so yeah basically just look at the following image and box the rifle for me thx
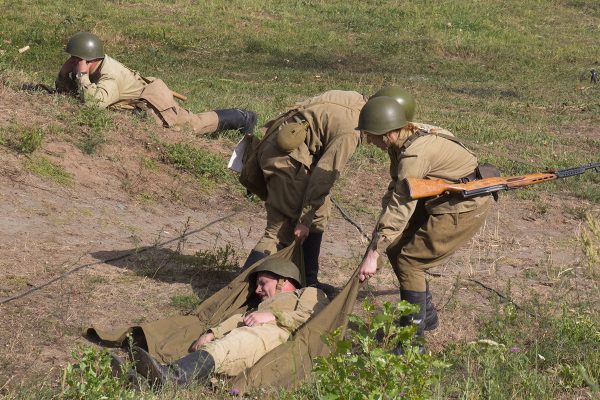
[405,162,600,200]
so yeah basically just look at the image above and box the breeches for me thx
[254,139,330,254]
[148,104,219,134]
[202,324,291,376]
[387,198,491,292]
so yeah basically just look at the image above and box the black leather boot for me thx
[302,232,323,286]
[424,283,439,331]
[215,108,257,134]
[132,346,215,386]
[393,290,427,355]
[241,249,268,271]
[303,232,336,298]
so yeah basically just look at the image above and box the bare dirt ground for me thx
[0,84,597,395]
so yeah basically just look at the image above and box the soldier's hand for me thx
[358,249,379,282]
[191,331,215,351]
[75,59,90,74]
[244,311,275,326]
[59,56,78,77]
[293,223,310,243]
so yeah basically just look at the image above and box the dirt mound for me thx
[0,84,594,390]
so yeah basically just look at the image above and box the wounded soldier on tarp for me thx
[116,258,329,386]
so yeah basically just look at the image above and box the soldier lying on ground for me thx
[356,95,495,353]
[114,258,329,386]
[238,88,415,299]
[56,32,256,135]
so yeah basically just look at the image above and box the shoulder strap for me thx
[399,128,472,154]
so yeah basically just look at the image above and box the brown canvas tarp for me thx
[86,243,361,393]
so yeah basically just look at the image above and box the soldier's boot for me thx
[424,282,439,331]
[132,346,215,387]
[240,249,268,271]
[108,352,144,387]
[393,290,427,355]
[215,108,257,134]
[303,232,336,298]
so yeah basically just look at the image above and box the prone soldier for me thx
[56,32,256,135]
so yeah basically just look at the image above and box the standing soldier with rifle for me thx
[357,95,495,352]
[55,32,257,135]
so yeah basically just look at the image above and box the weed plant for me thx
[312,299,449,400]
[61,346,141,400]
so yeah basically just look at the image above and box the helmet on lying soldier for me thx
[370,86,416,121]
[251,258,302,288]
[357,96,408,136]
[65,32,105,61]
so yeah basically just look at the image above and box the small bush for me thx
[61,346,138,400]
[313,299,449,400]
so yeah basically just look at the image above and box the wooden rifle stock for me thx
[405,162,600,200]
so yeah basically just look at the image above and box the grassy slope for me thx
[1,1,600,399]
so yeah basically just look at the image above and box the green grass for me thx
[162,142,231,182]
[24,155,73,186]
[0,123,45,154]
[438,303,600,399]
[1,1,600,398]
[170,293,201,312]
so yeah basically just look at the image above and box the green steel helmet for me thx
[251,258,302,287]
[370,86,416,121]
[357,96,408,136]
[65,32,105,61]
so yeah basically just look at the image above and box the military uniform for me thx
[373,123,492,292]
[252,90,367,256]
[55,55,219,133]
[202,287,328,376]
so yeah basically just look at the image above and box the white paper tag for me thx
[227,136,249,173]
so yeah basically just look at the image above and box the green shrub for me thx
[313,299,449,400]
[60,346,139,400]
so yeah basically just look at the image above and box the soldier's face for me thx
[365,133,387,150]
[255,272,279,300]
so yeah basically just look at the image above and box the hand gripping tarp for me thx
[86,243,361,393]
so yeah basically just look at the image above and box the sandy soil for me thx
[0,84,597,394]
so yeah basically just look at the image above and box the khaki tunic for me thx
[202,287,329,376]
[55,55,218,133]
[254,90,366,254]
[374,123,492,291]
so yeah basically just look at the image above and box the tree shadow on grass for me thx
[91,246,240,299]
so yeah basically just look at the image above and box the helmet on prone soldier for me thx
[370,86,415,121]
[65,32,105,61]
[251,258,302,288]
[357,96,408,136]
